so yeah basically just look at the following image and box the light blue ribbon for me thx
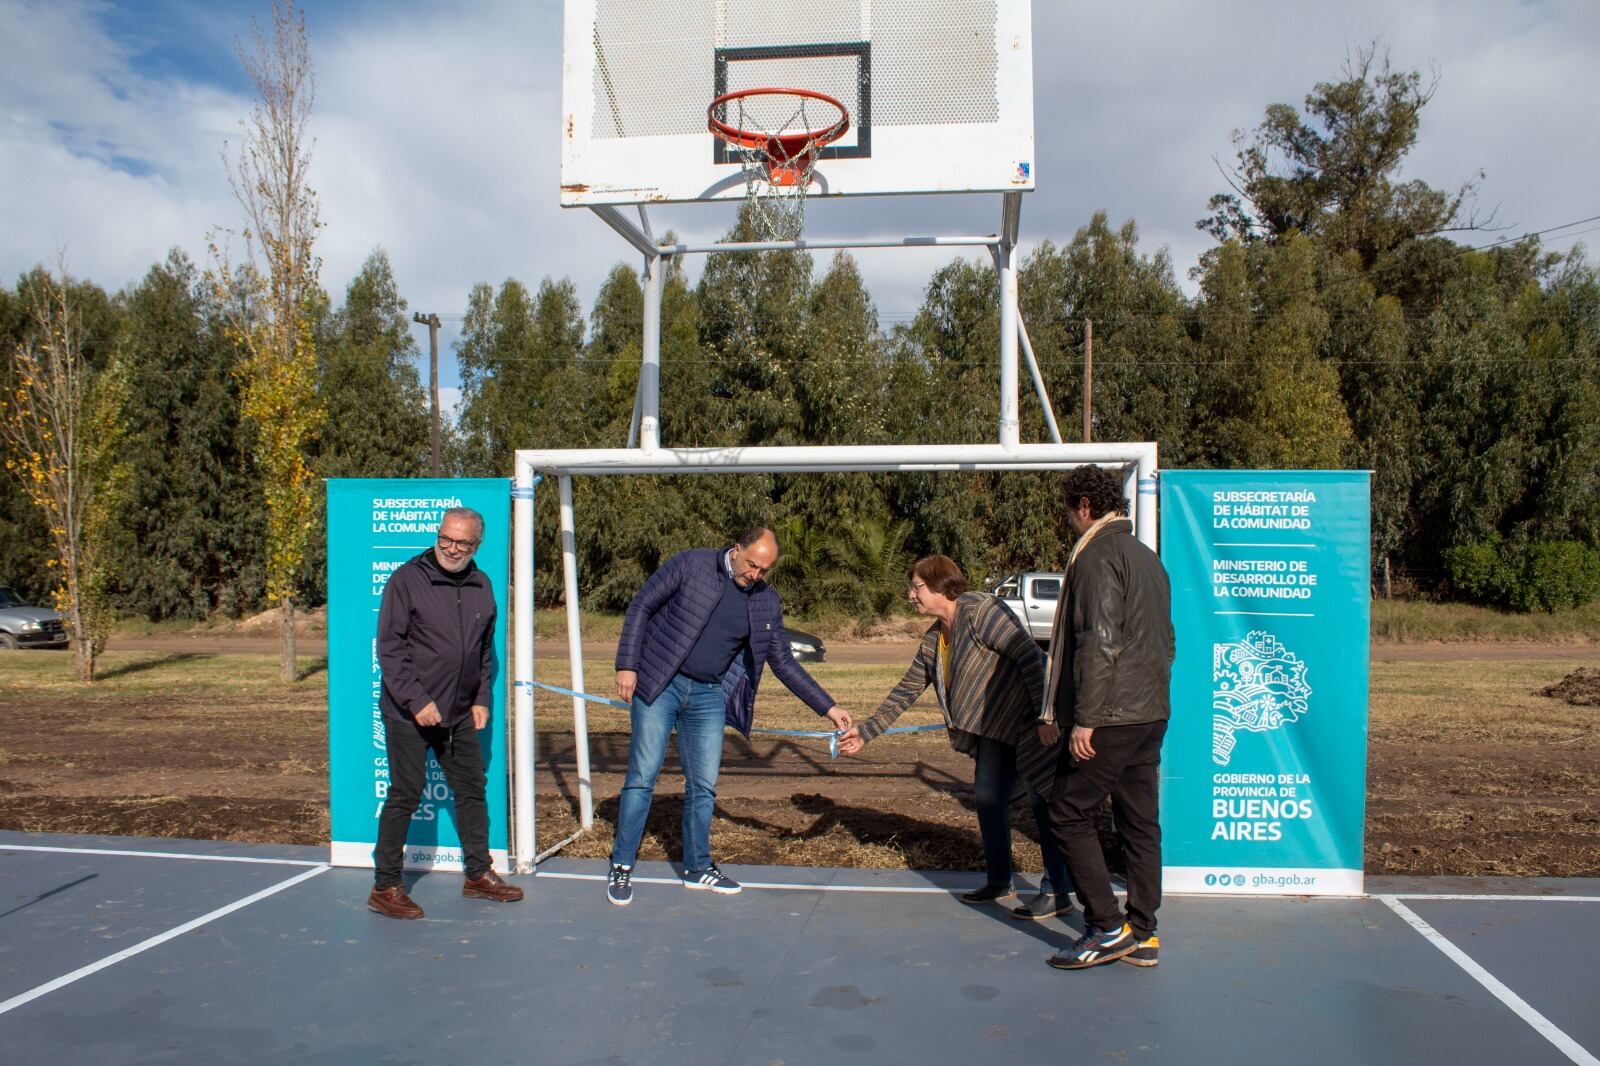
[521,679,627,709]
[517,680,943,759]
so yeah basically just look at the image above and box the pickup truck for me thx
[989,572,1064,643]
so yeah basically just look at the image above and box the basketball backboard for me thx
[561,0,1036,207]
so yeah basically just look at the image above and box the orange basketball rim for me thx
[707,87,851,187]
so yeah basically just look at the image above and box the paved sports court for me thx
[3,830,1596,1065]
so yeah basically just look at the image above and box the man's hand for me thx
[1037,721,1061,748]
[616,670,637,702]
[471,704,489,730]
[824,706,853,732]
[1069,725,1096,761]
[836,726,864,756]
[414,701,442,727]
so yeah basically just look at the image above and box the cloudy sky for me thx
[3,0,1597,411]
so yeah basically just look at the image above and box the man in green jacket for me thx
[1043,465,1174,971]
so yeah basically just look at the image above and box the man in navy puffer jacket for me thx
[606,527,851,905]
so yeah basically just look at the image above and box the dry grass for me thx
[1371,597,1600,643]
[1364,656,1599,876]
[3,648,1597,876]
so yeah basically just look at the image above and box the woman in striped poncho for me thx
[838,555,1075,920]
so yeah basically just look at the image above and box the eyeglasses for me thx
[909,580,928,592]
[437,534,481,554]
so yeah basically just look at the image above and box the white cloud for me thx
[0,0,244,285]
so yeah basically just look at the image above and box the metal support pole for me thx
[1017,314,1062,444]
[997,197,1022,449]
[639,253,664,452]
[559,475,594,828]
[988,246,1061,446]
[1134,447,1159,552]
[412,312,442,475]
[512,460,537,872]
[660,234,999,255]
[625,377,643,450]
[589,205,659,258]
[1083,319,1094,443]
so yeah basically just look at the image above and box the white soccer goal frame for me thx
[510,440,1159,871]
[508,195,1160,871]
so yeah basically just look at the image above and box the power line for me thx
[448,352,1597,368]
[1468,214,1600,253]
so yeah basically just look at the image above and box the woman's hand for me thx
[1037,721,1061,747]
[836,726,864,756]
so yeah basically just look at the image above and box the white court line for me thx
[0,864,330,1018]
[1,843,326,867]
[1390,893,1600,903]
[9,844,1598,903]
[1378,895,1599,1066]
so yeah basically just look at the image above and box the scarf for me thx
[1041,511,1126,719]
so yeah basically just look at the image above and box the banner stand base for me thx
[1164,865,1363,897]
[330,841,512,874]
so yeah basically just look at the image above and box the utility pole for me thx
[1082,318,1094,442]
[413,311,442,476]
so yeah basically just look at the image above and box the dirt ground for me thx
[2,642,1597,878]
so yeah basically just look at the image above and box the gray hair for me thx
[441,506,486,538]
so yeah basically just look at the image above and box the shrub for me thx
[1446,537,1600,613]
[1443,539,1517,605]
[1511,541,1600,613]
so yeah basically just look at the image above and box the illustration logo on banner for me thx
[1211,630,1313,765]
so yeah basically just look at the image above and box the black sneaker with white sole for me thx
[607,863,633,906]
[1048,923,1138,970]
[682,864,741,894]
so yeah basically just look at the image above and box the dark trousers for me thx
[973,736,1073,896]
[374,715,491,887]
[1047,720,1166,937]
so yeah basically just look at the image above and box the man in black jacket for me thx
[1043,465,1174,970]
[368,506,523,919]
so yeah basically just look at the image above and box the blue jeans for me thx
[974,735,1073,896]
[610,673,727,872]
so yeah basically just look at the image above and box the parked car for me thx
[0,585,69,649]
[786,628,825,663]
[988,572,1064,644]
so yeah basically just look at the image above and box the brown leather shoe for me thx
[463,869,524,902]
[368,884,424,919]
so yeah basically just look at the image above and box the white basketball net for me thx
[723,94,846,242]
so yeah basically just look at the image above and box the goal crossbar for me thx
[509,441,1158,871]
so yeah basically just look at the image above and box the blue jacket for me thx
[615,548,834,736]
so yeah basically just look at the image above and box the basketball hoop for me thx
[708,87,850,241]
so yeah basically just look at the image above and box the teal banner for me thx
[326,479,510,871]
[1159,470,1370,895]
